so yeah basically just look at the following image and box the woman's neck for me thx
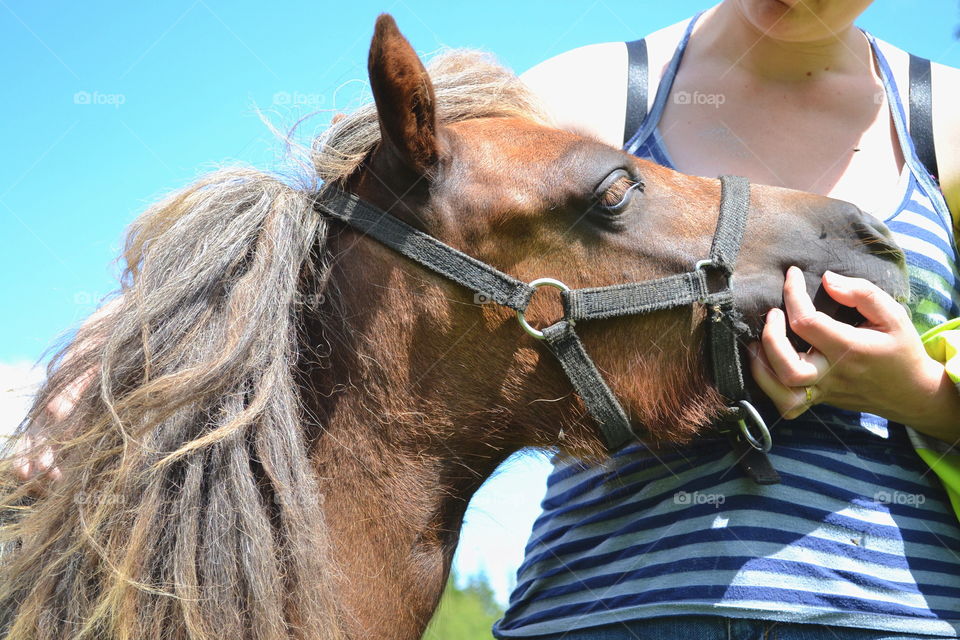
[698,1,872,81]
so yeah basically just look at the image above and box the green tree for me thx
[422,571,504,639]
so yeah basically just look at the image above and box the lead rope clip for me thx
[735,399,772,453]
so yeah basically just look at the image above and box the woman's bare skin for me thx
[8,297,121,483]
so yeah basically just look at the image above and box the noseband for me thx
[314,175,780,484]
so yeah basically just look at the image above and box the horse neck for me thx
[298,233,528,637]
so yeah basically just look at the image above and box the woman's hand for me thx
[8,365,96,484]
[10,434,60,483]
[748,266,960,440]
[6,300,118,486]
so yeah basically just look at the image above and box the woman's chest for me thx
[657,73,905,216]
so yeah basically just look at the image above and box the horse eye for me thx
[594,169,642,213]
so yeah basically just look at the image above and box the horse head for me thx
[321,14,907,458]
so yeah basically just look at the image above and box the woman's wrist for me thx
[889,355,960,442]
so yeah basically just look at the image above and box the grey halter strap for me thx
[314,175,778,484]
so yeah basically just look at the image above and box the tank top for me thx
[494,14,960,639]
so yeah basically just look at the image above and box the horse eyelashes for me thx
[599,177,641,211]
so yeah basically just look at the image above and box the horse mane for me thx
[0,50,545,640]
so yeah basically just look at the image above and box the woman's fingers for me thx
[14,460,32,482]
[12,435,32,481]
[748,343,811,419]
[821,270,910,329]
[39,446,60,481]
[10,435,60,483]
[760,307,828,387]
[749,267,921,422]
[783,266,857,359]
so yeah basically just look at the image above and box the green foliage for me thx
[422,571,504,640]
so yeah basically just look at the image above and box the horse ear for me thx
[368,14,439,175]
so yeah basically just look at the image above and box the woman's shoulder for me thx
[870,36,960,222]
[930,59,960,223]
[519,18,690,148]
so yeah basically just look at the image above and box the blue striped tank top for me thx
[494,15,960,639]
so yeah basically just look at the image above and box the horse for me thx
[0,14,906,640]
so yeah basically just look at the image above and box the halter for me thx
[314,175,780,484]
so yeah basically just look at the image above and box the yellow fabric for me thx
[921,317,960,384]
[914,318,960,521]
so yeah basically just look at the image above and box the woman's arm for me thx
[932,61,960,229]
[518,18,690,149]
[519,42,628,147]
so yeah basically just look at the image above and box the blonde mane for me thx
[0,49,546,640]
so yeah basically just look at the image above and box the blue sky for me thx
[3,0,959,605]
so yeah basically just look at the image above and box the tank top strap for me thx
[863,32,954,231]
[623,11,704,155]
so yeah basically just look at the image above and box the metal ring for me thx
[695,259,715,271]
[736,399,772,453]
[516,277,571,340]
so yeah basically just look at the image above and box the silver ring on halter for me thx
[516,277,572,340]
[694,259,715,271]
[736,399,772,452]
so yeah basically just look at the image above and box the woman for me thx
[494,1,960,638]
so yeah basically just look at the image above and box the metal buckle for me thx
[516,277,571,339]
[736,399,772,452]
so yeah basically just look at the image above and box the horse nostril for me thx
[867,215,895,241]
[852,219,904,262]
